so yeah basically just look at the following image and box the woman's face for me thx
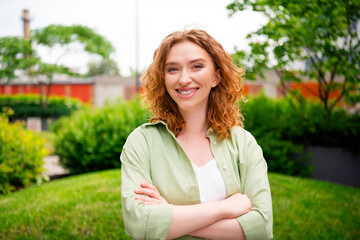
[164,41,220,114]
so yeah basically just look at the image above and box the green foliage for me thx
[32,25,114,59]
[0,37,39,81]
[87,58,120,76]
[0,94,83,118]
[241,95,310,176]
[0,170,359,239]
[0,109,48,194]
[228,0,360,115]
[241,94,360,176]
[0,24,116,107]
[52,97,148,174]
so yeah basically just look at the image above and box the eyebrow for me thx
[165,58,206,67]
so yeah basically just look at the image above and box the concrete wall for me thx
[250,70,280,98]
[304,146,360,187]
[94,76,136,106]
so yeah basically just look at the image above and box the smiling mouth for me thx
[176,88,198,95]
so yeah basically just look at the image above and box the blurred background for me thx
[0,0,359,239]
[0,0,266,76]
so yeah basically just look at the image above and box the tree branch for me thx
[329,77,348,111]
[275,70,288,97]
[306,48,328,87]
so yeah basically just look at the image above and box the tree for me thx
[0,37,38,80]
[227,0,360,115]
[0,25,115,106]
[87,58,120,76]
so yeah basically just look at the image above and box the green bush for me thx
[51,97,148,174]
[298,103,360,152]
[240,94,360,176]
[0,94,83,118]
[0,109,48,194]
[240,95,311,176]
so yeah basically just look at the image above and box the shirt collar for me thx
[142,121,217,138]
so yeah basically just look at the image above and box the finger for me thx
[135,195,151,201]
[134,188,160,199]
[136,196,162,205]
[140,182,159,192]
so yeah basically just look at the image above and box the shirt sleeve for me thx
[120,129,173,240]
[236,131,273,240]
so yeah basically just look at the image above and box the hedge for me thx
[52,94,360,177]
[0,94,83,118]
[240,94,360,176]
[51,97,149,174]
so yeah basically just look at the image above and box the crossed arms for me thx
[135,182,251,239]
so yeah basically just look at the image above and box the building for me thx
[0,75,139,106]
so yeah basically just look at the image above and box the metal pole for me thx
[135,0,140,93]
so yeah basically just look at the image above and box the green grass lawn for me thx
[0,170,359,240]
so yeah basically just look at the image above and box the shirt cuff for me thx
[237,210,268,240]
[146,204,173,239]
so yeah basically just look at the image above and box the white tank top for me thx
[191,158,227,203]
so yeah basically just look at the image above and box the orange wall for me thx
[22,85,40,94]
[291,82,340,99]
[48,85,66,96]
[0,84,93,104]
[69,84,93,103]
[0,82,341,104]
[0,85,21,94]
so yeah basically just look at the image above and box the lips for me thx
[176,88,198,95]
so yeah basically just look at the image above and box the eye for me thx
[167,67,178,72]
[193,64,203,69]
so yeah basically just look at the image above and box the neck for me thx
[179,107,208,138]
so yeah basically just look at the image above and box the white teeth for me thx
[177,89,196,95]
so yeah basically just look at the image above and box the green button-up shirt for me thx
[120,121,273,240]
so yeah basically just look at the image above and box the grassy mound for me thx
[0,170,359,239]
[0,170,128,240]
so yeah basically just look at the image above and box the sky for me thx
[0,0,267,76]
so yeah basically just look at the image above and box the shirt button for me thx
[223,164,227,170]
[213,141,217,144]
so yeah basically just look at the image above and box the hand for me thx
[134,182,168,205]
[222,193,252,218]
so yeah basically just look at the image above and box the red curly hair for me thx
[141,29,245,139]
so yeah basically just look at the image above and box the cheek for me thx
[164,76,170,89]
[164,74,178,86]
[164,76,174,95]
[198,72,217,86]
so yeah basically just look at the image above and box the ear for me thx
[211,69,221,88]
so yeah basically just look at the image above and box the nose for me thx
[178,69,192,85]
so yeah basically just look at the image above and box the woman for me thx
[120,29,273,240]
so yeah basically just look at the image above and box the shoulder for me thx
[123,121,168,149]
[228,126,263,156]
[229,126,258,146]
[228,126,265,166]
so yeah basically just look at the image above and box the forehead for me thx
[166,41,212,63]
